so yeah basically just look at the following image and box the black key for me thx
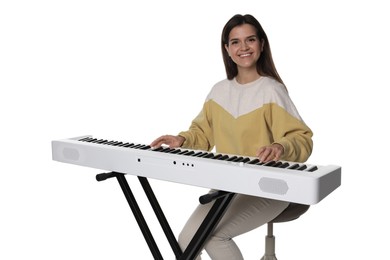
[177,150,189,154]
[152,146,164,151]
[204,153,215,158]
[168,149,181,154]
[140,145,151,150]
[160,147,173,152]
[218,155,229,160]
[79,137,93,142]
[210,154,221,159]
[197,152,209,158]
[296,164,307,171]
[263,161,276,166]
[182,151,195,156]
[226,156,238,161]
[272,161,283,167]
[279,162,290,168]
[192,152,206,157]
[232,157,244,162]
[287,163,300,169]
[241,157,251,163]
[307,166,318,172]
[248,159,260,164]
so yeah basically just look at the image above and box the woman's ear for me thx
[261,39,265,52]
[225,44,230,56]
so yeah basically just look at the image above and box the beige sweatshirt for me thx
[179,76,313,163]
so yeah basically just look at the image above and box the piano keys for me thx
[51,135,341,205]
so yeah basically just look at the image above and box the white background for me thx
[1,0,389,259]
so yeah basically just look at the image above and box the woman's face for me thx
[225,23,263,72]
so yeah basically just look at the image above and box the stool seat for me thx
[272,203,310,223]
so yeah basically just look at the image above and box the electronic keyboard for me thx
[51,135,341,205]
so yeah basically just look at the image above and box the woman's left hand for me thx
[256,143,284,162]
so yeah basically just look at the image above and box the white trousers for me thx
[178,193,289,260]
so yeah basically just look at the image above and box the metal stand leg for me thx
[260,223,278,260]
[180,192,235,260]
[138,176,182,259]
[97,172,164,260]
[97,172,235,260]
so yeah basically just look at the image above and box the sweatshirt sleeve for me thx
[178,100,215,151]
[267,103,313,163]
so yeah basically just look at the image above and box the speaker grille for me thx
[62,147,80,161]
[258,177,289,195]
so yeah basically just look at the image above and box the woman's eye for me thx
[248,37,257,43]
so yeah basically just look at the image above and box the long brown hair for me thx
[221,14,284,85]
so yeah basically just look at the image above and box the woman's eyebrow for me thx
[229,34,257,42]
[246,34,257,39]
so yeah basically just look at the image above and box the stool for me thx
[260,203,310,260]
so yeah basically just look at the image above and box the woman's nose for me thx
[240,41,249,50]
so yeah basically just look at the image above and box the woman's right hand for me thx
[150,135,185,148]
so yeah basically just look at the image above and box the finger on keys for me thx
[150,136,165,148]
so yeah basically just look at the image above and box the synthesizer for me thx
[51,135,341,205]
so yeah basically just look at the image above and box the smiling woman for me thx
[150,14,313,260]
[221,14,284,87]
